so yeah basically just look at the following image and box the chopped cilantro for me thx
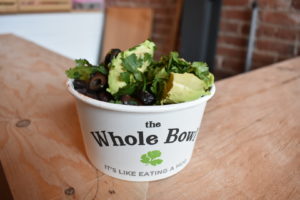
[120,72,131,83]
[143,53,152,63]
[133,71,143,82]
[121,54,142,72]
[65,59,107,81]
[75,59,93,67]
[114,84,137,97]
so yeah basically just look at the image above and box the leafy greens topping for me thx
[121,53,143,72]
[65,47,214,105]
[113,51,214,103]
[65,59,107,81]
[144,52,214,103]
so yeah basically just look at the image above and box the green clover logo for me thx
[140,150,163,166]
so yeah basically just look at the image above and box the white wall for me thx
[0,12,104,65]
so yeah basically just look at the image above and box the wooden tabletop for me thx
[0,34,299,200]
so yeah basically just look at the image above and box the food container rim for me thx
[67,79,215,113]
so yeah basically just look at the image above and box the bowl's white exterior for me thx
[67,80,215,181]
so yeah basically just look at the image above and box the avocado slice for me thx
[107,40,155,95]
[161,72,208,104]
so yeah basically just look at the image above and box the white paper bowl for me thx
[67,80,215,181]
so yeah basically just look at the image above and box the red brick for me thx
[155,49,171,59]
[160,45,175,54]
[151,0,176,5]
[217,46,247,58]
[213,67,239,80]
[252,51,276,66]
[255,39,295,55]
[276,54,297,63]
[222,9,252,21]
[222,57,245,72]
[152,35,170,46]
[153,7,175,16]
[257,25,298,41]
[154,44,171,56]
[223,0,250,7]
[275,28,298,41]
[240,23,250,35]
[152,24,172,35]
[261,11,300,26]
[256,24,276,37]
[220,20,240,33]
[259,0,291,9]
[152,33,170,40]
[251,62,266,70]
[251,52,278,69]
[292,0,300,10]
[153,16,173,25]
[218,34,248,47]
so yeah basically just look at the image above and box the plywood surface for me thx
[0,34,299,199]
[100,7,153,61]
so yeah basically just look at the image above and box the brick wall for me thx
[105,0,182,58]
[215,0,300,78]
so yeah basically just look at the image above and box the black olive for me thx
[98,91,113,102]
[104,49,121,67]
[76,88,88,95]
[73,79,87,90]
[137,90,155,105]
[85,92,99,100]
[121,95,141,105]
[89,72,107,91]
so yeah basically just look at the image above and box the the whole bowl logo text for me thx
[90,128,199,147]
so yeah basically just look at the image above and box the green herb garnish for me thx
[65,59,107,81]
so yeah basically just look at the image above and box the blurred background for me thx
[0,0,299,80]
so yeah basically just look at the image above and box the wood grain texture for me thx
[100,7,153,60]
[0,34,299,200]
[0,34,148,200]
